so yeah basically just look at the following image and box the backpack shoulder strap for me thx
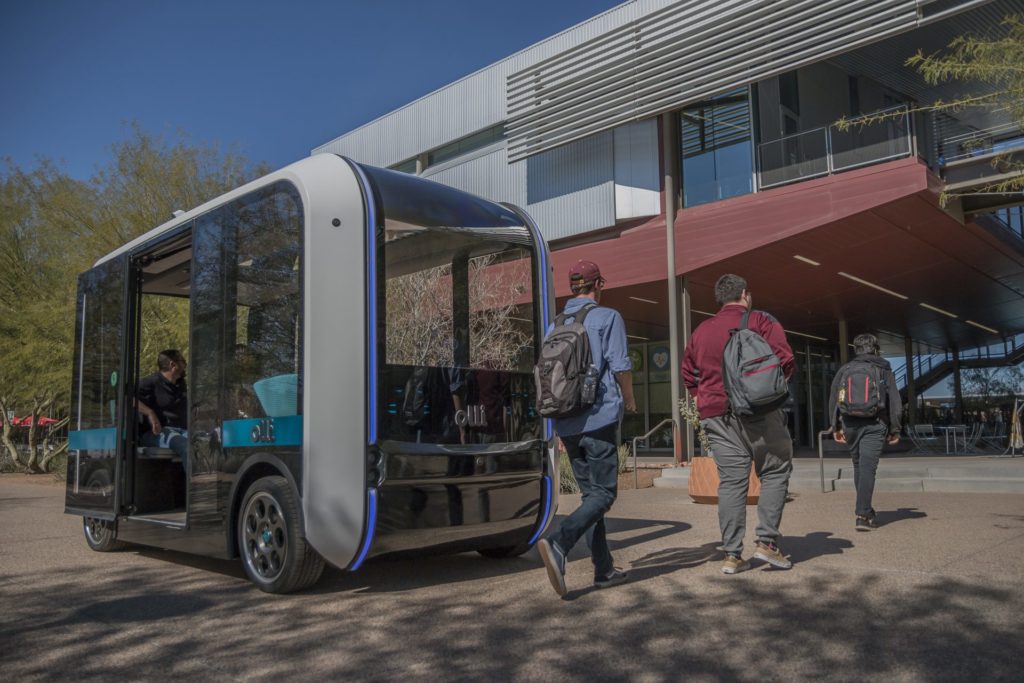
[740,309,751,331]
[575,303,597,325]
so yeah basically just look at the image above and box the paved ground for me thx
[2,476,1022,682]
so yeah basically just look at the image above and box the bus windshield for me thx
[361,165,540,446]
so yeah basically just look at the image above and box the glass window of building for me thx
[390,158,418,174]
[680,88,754,207]
[426,124,505,168]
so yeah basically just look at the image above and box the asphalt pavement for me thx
[1,475,1022,682]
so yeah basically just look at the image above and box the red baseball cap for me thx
[569,260,604,287]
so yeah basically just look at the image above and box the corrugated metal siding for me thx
[524,130,616,241]
[312,0,677,167]
[505,0,993,160]
[613,120,660,219]
[420,145,526,206]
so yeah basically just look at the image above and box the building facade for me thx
[315,0,1024,454]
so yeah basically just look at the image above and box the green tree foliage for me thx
[951,366,1024,413]
[837,14,1023,205]
[907,14,1024,202]
[0,126,267,472]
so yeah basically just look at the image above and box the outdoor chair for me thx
[908,424,942,454]
[979,422,1008,452]
[963,423,985,453]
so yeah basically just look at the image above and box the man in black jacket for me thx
[137,349,188,463]
[829,334,902,531]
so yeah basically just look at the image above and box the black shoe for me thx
[594,568,628,589]
[537,539,567,596]
[855,515,877,531]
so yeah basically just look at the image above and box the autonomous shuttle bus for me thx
[65,154,557,593]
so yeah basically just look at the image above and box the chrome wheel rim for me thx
[84,517,109,545]
[242,492,287,583]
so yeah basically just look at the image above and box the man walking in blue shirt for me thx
[537,260,636,596]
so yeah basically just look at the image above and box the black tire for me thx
[478,544,532,559]
[83,516,126,552]
[82,469,125,552]
[237,475,324,594]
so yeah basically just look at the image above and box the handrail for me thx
[631,418,675,490]
[817,429,832,494]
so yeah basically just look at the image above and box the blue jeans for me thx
[140,427,188,466]
[549,422,618,579]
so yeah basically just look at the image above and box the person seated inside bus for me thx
[136,349,188,463]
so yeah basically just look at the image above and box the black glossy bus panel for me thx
[369,439,546,557]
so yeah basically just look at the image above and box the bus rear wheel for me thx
[238,476,324,594]
[83,516,125,552]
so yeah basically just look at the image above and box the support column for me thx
[681,276,694,463]
[661,112,684,464]
[805,342,815,448]
[838,319,849,365]
[904,335,917,428]
[952,347,963,423]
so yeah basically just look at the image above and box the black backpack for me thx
[534,304,599,419]
[721,310,789,416]
[836,360,886,418]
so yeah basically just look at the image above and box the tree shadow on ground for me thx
[4,559,1021,682]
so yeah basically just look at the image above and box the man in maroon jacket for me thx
[682,274,796,574]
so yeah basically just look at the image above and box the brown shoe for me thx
[753,541,792,569]
[721,554,750,575]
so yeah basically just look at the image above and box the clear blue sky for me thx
[1,0,623,179]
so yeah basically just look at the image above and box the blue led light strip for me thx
[349,162,378,445]
[524,217,554,441]
[527,475,553,546]
[350,488,378,571]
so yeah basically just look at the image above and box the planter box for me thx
[687,456,761,505]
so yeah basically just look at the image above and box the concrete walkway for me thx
[654,454,1024,493]
[1,477,1022,681]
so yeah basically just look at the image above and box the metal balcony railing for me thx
[757,105,912,190]
[938,122,1024,165]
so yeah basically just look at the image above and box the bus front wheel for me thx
[238,476,324,594]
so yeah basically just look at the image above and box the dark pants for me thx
[548,422,618,579]
[843,419,887,517]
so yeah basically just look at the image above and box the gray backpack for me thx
[534,304,598,418]
[722,310,789,416]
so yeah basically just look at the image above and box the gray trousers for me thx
[701,410,793,555]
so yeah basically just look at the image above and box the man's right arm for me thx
[136,379,161,435]
[827,368,843,432]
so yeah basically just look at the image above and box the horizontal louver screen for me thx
[506,0,983,161]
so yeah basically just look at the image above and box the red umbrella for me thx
[10,416,60,427]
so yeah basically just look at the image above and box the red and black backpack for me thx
[837,360,886,418]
